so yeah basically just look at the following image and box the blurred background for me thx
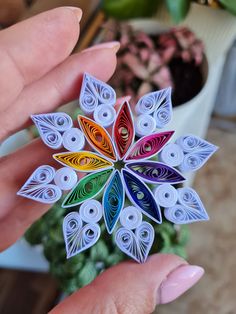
[0,1,236,313]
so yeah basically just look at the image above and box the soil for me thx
[169,57,204,107]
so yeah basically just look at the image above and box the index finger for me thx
[0,7,81,108]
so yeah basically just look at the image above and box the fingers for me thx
[0,7,81,108]
[50,254,204,314]
[0,43,119,141]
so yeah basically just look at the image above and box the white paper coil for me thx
[160,143,184,167]
[179,153,202,172]
[62,128,85,152]
[54,167,77,190]
[135,114,156,137]
[176,135,200,153]
[79,199,103,223]
[93,104,116,127]
[119,206,143,230]
[153,107,171,128]
[154,184,178,207]
[164,204,188,224]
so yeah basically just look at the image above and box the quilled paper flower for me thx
[17,72,218,263]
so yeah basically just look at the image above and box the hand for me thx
[0,7,204,313]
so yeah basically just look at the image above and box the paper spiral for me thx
[160,143,184,167]
[119,206,143,230]
[93,104,116,127]
[62,128,85,152]
[154,184,178,207]
[54,167,77,190]
[135,114,156,137]
[79,199,103,223]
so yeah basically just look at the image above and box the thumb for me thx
[50,254,204,314]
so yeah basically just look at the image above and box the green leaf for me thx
[24,219,46,245]
[102,0,160,20]
[90,240,109,261]
[77,261,98,287]
[219,0,236,14]
[165,0,191,23]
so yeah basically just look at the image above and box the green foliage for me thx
[102,0,160,20]
[219,0,236,14]
[25,198,189,294]
[165,0,191,23]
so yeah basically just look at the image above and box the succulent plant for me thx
[102,21,204,105]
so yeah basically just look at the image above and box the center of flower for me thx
[114,159,125,171]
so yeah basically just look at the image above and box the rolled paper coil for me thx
[119,206,143,230]
[154,184,178,207]
[17,165,62,204]
[62,128,85,152]
[159,143,184,167]
[153,107,171,128]
[93,104,116,127]
[176,134,202,153]
[54,167,78,190]
[79,199,103,223]
[134,114,156,137]
[179,153,202,172]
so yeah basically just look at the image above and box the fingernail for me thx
[158,265,204,304]
[83,41,120,53]
[65,7,83,23]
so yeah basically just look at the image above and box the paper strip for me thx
[126,161,185,184]
[103,170,124,234]
[122,169,162,224]
[63,212,100,258]
[164,187,209,224]
[53,151,113,172]
[93,104,116,127]
[17,165,62,204]
[160,143,184,167]
[176,134,218,172]
[79,199,103,223]
[154,184,178,207]
[125,131,174,161]
[62,169,113,208]
[78,115,117,161]
[115,222,154,263]
[62,128,85,152]
[135,114,156,137]
[119,206,143,230]
[79,73,116,114]
[31,113,73,149]
[54,167,77,190]
[113,101,135,159]
[135,88,172,128]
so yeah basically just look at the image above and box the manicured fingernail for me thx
[158,265,204,304]
[65,7,83,22]
[83,41,120,53]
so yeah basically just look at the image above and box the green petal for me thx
[62,169,113,208]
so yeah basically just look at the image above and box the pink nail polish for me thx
[158,265,204,304]
[83,41,120,53]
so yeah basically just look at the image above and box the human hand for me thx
[0,7,204,313]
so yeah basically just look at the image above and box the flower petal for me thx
[113,101,135,159]
[135,88,172,128]
[103,170,124,234]
[79,72,116,114]
[53,151,113,172]
[126,161,185,184]
[62,169,113,208]
[78,115,117,161]
[125,131,174,161]
[122,169,162,224]
[164,187,209,224]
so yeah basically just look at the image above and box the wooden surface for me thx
[0,269,59,314]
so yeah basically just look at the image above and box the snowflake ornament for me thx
[17,73,218,263]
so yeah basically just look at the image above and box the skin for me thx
[0,7,203,313]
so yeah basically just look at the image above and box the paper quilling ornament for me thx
[17,73,218,263]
